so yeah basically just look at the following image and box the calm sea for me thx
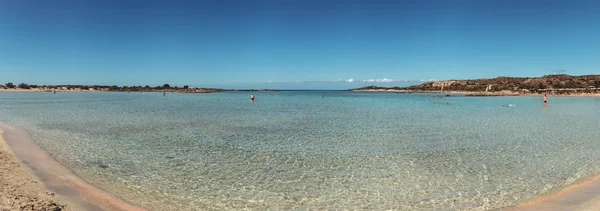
[0,91,599,210]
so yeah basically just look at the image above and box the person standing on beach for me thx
[543,93,547,106]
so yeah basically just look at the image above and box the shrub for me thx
[18,83,29,89]
[5,82,15,88]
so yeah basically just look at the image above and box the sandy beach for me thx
[0,123,146,211]
[507,171,600,211]
[2,119,600,210]
[0,128,69,210]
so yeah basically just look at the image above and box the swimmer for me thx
[543,93,547,107]
[250,93,255,101]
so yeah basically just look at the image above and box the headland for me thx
[352,74,600,96]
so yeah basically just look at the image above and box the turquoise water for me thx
[0,91,599,210]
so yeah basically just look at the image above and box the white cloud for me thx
[362,78,394,83]
[345,78,354,83]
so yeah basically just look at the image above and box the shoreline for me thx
[506,171,600,211]
[352,89,600,97]
[0,89,213,93]
[0,128,69,210]
[3,88,599,97]
[0,123,146,211]
[3,120,600,210]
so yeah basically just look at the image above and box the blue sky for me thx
[1,0,599,89]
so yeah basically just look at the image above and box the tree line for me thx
[2,82,205,92]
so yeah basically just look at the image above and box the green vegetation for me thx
[18,83,29,89]
[5,82,15,88]
[1,82,224,93]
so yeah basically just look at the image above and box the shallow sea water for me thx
[0,91,599,210]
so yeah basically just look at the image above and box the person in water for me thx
[543,93,547,106]
[250,93,255,101]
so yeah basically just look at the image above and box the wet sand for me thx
[506,172,600,211]
[0,128,68,210]
[0,123,146,211]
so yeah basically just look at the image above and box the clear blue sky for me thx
[1,0,599,89]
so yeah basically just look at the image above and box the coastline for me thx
[0,89,219,94]
[0,128,69,210]
[0,123,146,211]
[3,88,599,97]
[2,119,600,210]
[506,171,600,211]
[352,89,600,97]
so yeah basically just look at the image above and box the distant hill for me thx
[353,74,600,93]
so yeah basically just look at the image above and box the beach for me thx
[4,122,600,211]
[0,123,145,211]
[508,172,600,210]
[1,91,600,210]
[0,128,68,210]
[3,0,600,209]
